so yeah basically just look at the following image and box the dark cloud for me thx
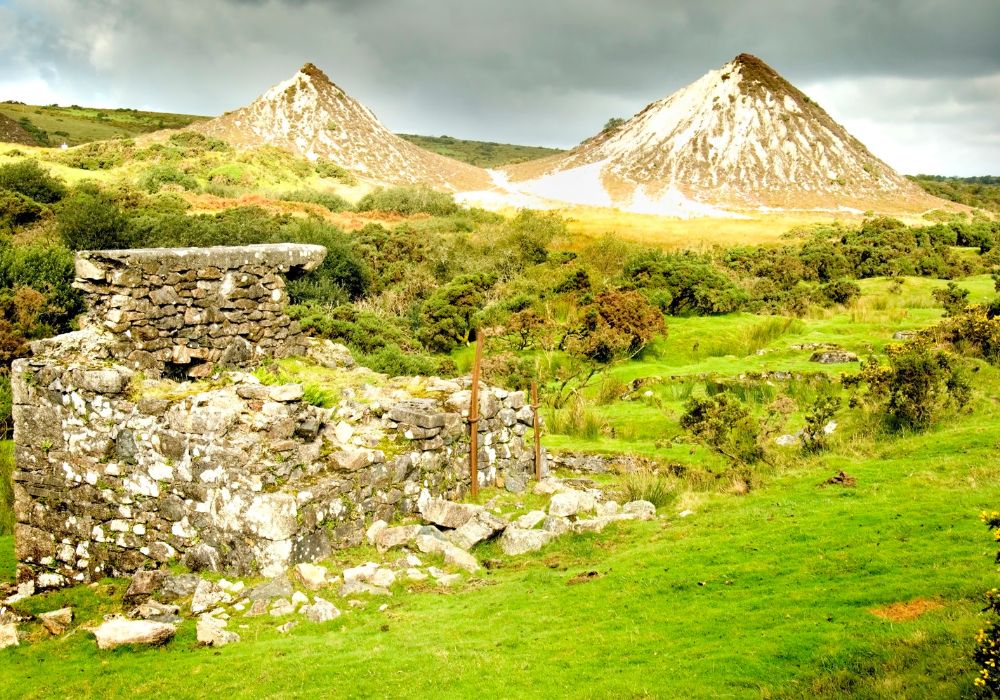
[0,0,997,174]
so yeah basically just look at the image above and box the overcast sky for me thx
[1,0,997,175]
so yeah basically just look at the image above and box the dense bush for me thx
[0,190,44,230]
[355,186,459,216]
[564,289,665,363]
[846,341,970,430]
[680,393,764,464]
[283,220,371,302]
[0,159,67,203]
[973,510,1000,693]
[279,189,351,212]
[418,273,492,352]
[141,164,198,193]
[56,187,132,250]
[314,161,358,185]
[932,282,970,317]
[625,250,747,315]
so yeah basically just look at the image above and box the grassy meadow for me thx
[2,269,1000,698]
[1,104,1000,697]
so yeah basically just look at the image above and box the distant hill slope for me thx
[0,113,36,145]
[396,134,564,168]
[910,175,1000,214]
[503,53,938,214]
[0,101,206,146]
[185,63,491,191]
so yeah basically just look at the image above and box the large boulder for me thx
[39,608,73,635]
[196,615,240,647]
[445,512,507,550]
[0,623,18,649]
[548,489,596,518]
[420,498,480,529]
[93,618,176,650]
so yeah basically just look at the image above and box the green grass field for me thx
[1,273,997,698]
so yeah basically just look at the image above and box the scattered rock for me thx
[269,384,305,402]
[247,576,293,601]
[132,600,181,623]
[39,608,73,635]
[500,528,553,556]
[678,509,695,518]
[276,621,298,634]
[532,477,565,496]
[197,615,240,647]
[428,568,462,587]
[595,501,620,517]
[343,562,381,585]
[293,563,329,590]
[775,433,800,447]
[513,510,547,530]
[124,570,168,605]
[4,581,34,605]
[93,618,176,650]
[375,525,421,553]
[420,498,479,529]
[0,623,18,649]
[300,596,340,623]
[622,500,656,520]
[270,599,296,617]
[445,511,507,550]
[809,350,858,364]
[541,516,572,536]
[548,489,596,518]
[191,579,231,615]
[405,568,428,581]
[370,568,397,588]
[339,581,391,597]
[183,543,221,573]
[291,591,309,607]
[160,573,200,602]
[365,520,388,545]
[245,600,268,617]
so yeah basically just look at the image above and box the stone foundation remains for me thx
[12,244,544,588]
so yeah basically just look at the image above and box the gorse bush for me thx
[0,159,67,203]
[57,187,132,250]
[974,510,1000,693]
[355,186,459,216]
[680,393,764,464]
[279,189,351,212]
[932,281,970,317]
[846,340,970,430]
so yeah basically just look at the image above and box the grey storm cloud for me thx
[1,0,998,174]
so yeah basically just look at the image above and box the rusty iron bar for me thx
[468,332,484,499]
[531,380,542,481]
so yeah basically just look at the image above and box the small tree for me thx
[933,281,970,317]
[800,395,841,452]
[680,393,764,464]
[846,340,970,430]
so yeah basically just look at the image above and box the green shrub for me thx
[141,164,198,193]
[284,220,371,301]
[680,393,764,464]
[356,186,459,216]
[819,279,861,306]
[846,340,970,430]
[55,140,133,170]
[624,250,747,315]
[355,343,443,377]
[418,273,492,353]
[279,189,351,212]
[56,187,132,250]
[800,395,841,452]
[974,510,1000,693]
[932,281,970,317]
[0,159,66,203]
[315,161,358,185]
[0,190,44,230]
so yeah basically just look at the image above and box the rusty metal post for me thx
[468,333,484,498]
[531,380,542,481]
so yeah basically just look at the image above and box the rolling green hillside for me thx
[0,101,207,146]
[397,133,564,167]
[0,101,565,168]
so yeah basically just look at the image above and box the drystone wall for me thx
[12,244,544,589]
[73,244,326,378]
